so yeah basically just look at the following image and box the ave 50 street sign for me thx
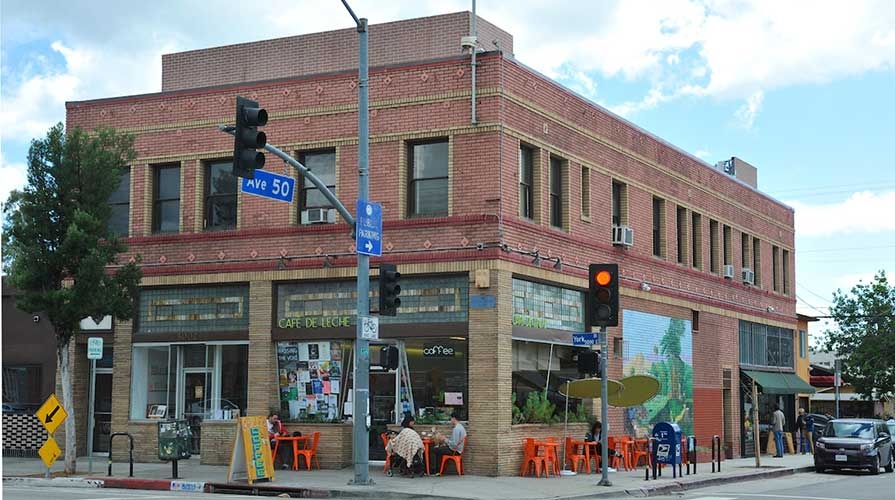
[241,170,294,203]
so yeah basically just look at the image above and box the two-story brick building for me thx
[61,11,807,473]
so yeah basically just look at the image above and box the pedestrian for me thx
[772,405,785,457]
[794,408,809,454]
[430,411,467,475]
[804,412,815,454]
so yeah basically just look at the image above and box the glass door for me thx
[181,369,212,455]
[92,371,113,453]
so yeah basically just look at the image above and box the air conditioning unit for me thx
[741,268,755,285]
[611,225,634,247]
[723,264,735,279]
[301,208,337,225]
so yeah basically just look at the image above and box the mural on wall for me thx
[622,310,694,437]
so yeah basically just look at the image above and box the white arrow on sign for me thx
[365,241,373,252]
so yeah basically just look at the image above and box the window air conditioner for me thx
[723,264,735,279]
[301,208,337,225]
[741,268,755,285]
[611,225,634,247]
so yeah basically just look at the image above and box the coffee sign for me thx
[423,344,455,357]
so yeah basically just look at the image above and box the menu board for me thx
[276,341,344,421]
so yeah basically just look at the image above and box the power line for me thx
[798,244,895,254]
[796,283,834,304]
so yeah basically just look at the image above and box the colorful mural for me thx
[622,310,694,436]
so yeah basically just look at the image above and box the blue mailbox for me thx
[652,421,682,466]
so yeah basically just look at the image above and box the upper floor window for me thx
[772,245,781,292]
[299,150,336,210]
[611,181,626,226]
[723,225,732,266]
[752,238,762,287]
[153,164,180,234]
[580,167,590,219]
[549,155,565,228]
[519,145,534,219]
[205,161,238,230]
[108,168,130,237]
[691,212,702,270]
[408,140,448,217]
[709,219,720,274]
[676,206,687,264]
[652,197,665,258]
[783,249,791,295]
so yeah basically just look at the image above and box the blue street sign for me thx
[572,332,599,346]
[355,200,382,257]
[240,170,295,203]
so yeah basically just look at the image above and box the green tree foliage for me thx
[2,123,142,473]
[824,270,895,400]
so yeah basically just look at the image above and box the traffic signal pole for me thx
[342,0,373,486]
[598,325,611,486]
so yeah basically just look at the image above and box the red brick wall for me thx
[161,12,513,92]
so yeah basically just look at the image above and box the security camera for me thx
[32,315,40,323]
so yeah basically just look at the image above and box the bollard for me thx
[710,435,721,473]
[108,432,134,477]
[687,436,697,475]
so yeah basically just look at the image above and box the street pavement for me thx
[2,453,817,499]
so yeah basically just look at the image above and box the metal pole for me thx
[87,359,96,473]
[834,359,841,418]
[752,378,761,467]
[598,326,611,486]
[343,0,373,485]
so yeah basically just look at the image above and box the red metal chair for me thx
[564,437,589,473]
[295,431,321,470]
[521,438,548,477]
[439,436,467,476]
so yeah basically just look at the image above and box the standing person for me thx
[267,412,292,469]
[804,412,815,453]
[794,408,809,454]
[772,405,785,457]
[430,411,467,475]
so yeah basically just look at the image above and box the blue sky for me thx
[2,1,894,345]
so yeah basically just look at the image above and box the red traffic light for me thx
[595,270,612,286]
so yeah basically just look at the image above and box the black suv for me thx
[815,418,893,474]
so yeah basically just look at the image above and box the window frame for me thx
[298,149,337,211]
[204,160,239,231]
[519,145,534,219]
[580,167,590,219]
[153,164,181,234]
[652,196,665,258]
[407,139,449,217]
[108,167,131,237]
[549,155,565,228]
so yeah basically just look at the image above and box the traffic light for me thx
[232,96,268,179]
[379,263,401,316]
[589,263,619,327]
[577,350,601,376]
[380,345,399,370]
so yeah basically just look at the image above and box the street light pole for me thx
[342,0,373,486]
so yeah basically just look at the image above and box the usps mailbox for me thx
[652,421,682,477]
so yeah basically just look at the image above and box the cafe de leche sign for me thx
[278,315,351,329]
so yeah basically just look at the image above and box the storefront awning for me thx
[743,369,815,394]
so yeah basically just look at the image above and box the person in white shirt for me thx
[431,411,467,475]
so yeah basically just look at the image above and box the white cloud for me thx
[787,191,895,237]
[0,150,28,205]
[733,91,764,128]
[694,150,711,159]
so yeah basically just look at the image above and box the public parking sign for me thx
[87,337,103,360]
[355,201,382,257]
[241,170,295,203]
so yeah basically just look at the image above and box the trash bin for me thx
[158,420,192,461]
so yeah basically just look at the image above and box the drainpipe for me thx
[462,0,478,125]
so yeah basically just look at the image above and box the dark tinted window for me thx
[153,165,180,233]
[206,161,238,230]
[408,140,448,216]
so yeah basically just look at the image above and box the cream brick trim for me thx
[141,164,152,237]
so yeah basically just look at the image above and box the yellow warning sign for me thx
[39,436,62,468]
[35,393,68,435]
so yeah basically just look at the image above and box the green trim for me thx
[743,369,815,394]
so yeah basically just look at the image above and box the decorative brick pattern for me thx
[2,414,48,456]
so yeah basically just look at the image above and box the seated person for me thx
[584,420,621,472]
[267,411,294,469]
[387,414,425,476]
[430,411,467,475]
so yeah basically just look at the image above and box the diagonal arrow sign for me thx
[45,406,60,423]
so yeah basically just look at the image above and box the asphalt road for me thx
[672,469,895,500]
[0,485,257,500]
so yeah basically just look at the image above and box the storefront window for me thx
[130,343,247,421]
[276,341,349,422]
[512,340,585,420]
[738,320,794,368]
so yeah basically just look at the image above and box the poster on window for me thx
[276,341,344,421]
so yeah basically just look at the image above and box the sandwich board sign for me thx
[227,416,274,484]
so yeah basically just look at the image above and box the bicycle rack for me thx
[108,432,134,477]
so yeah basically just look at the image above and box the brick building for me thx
[62,11,805,473]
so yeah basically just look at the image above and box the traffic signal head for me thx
[232,96,268,179]
[589,263,619,327]
[577,350,601,376]
[379,263,401,317]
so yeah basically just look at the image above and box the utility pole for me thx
[342,0,373,486]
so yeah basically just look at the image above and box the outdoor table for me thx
[533,440,560,476]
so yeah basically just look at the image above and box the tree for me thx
[2,123,141,474]
[824,271,895,400]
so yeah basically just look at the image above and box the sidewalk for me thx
[2,453,816,499]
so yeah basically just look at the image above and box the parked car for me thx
[814,418,893,474]
[807,413,832,437]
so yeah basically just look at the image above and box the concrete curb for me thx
[95,477,208,492]
[204,481,451,499]
[2,476,104,488]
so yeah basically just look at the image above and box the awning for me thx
[743,370,816,394]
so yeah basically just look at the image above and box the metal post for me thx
[752,378,761,468]
[598,326,611,486]
[87,358,96,473]
[343,0,373,486]
[834,359,841,418]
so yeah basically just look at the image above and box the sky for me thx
[2,0,894,346]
